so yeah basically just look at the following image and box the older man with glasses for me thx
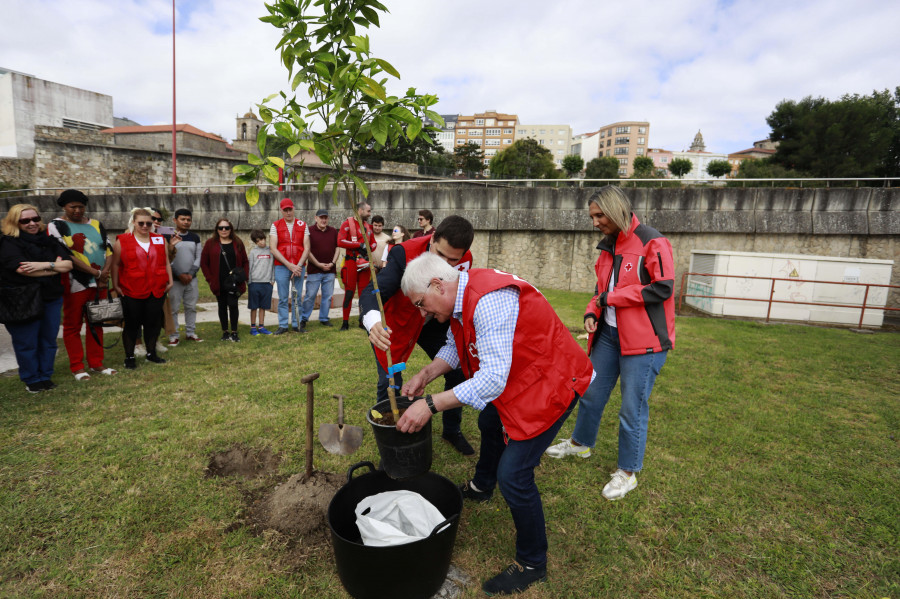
[269,198,310,334]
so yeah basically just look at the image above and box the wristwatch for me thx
[48,262,55,271]
[424,394,438,415]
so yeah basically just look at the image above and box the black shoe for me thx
[42,380,58,390]
[146,354,167,364]
[482,562,547,596]
[230,332,240,342]
[442,431,475,456]
[298,320,308,333]
[124,357,137,370]
[459,480,492,503]
[339,320,349,331]
[319,320,333,327]
[291,327,300,333]
[273,327,289,335]
[221,331,231,341]
[26,383,43,394]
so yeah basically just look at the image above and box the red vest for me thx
[274,218,307,265]
[117,232,169,298]
[338,217,374,260]
[374,236,473,370]
[450,270,594,441]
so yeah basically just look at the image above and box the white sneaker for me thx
[155,341,168,354]
[134,344,147,358]
[545,438,591,459]
[602,469,637,500]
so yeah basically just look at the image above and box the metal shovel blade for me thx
[319,394,363,455]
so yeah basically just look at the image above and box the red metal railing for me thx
[678,272,900,328]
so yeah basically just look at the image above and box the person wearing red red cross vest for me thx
[396,253,594,596]
[269,198,310,334]
[337,200,377,330]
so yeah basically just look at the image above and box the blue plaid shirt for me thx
[436,272,520,411]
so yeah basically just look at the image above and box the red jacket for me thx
[117,232,169,299]
[337,217,376,262]
[200,239,249,296]
[450,270,594,441]
[373,236,473,371]
[585,213,675,356]
[273,218,307,266]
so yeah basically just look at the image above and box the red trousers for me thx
[341,259,371,321]
[62,287,106,373]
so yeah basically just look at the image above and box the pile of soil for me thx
[247,470,344,538]
[205,444,281,478]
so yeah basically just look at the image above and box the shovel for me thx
[319,394,364,455]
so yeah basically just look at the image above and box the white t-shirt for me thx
[604,267,617,328]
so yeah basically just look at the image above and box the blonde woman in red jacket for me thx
[111,208,173,370]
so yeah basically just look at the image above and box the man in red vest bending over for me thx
[396,253,594,596]
[269,198,310,334]
[337,200,376,331]
[362,215,475,456]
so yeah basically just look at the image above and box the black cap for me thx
[57,189,88,207]
[315,208,329,217]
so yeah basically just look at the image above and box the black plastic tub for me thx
[367,398,432,480]
[327,462,462,599]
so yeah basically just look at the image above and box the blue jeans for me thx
[274,264,305,329]
[5,297,63,384]
[472,395,578,568]
[301,272,335,323]
[571,322,667,472]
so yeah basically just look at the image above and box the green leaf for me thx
[291,71,305,91]
[331,181,339,204]
[232,164,255,174]
[257,127,268,155]
[375,58,400,79]
[235,173,256,185]
[274,122,294,139]
[371,115,388,146]
[406,118,422,141]
[262,92,280,104]
[259,15,282,24]
[318,174,330,193]
[314,62,331,80]
[248,153,264,166]
[287,144,301,158]
[298,139,315,151]
[269,156,286,169]
[360,76,386,101]
[349,173,369,198]
[424,110,444,127]
[245,185,260,207]
[262,164,280,183]
[259,107,273,124]
[349,35,369,54]
[390,105,416,124]
[359,6,379,26]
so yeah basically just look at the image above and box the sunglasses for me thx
[18,216,42,224]
[135,221,153,228]
[217,225,232,231]
[151,216,163,222]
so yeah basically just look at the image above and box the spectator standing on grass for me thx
[247,229,275,336]
[300,208,340,333]
[545,186,675,501]
[167,208,203,345]
[269,198,309,335]
[363,216,476,456]
[370,214,391,270]
[151,208,177,349]
[1,204,73,393]
[411,209,434,238]
[200,218,249,342]
[111,208,173,370]
[337,201,376,331]
[396,253,594,595]
[46,189,117,381]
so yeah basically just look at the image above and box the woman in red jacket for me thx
[200,217,249,342]
[546,186,675,501]
[111,208,173,370]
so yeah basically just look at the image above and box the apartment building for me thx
[572,121,650,177]
[514,124,572,166]
[454,110,519,165]
[647,148,674,177]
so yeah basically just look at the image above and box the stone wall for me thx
[0,157,32,188]
[4,185,898,312]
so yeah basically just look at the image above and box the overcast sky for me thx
[2,0,898,154]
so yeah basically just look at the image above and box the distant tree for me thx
[453,142,485,174]
[735,157,802,179]
[632,156,655,178]
[767,88,900,178]
[585,156,621,180]
[668,158,694,179]
[561,154,584,177]
[489,138,556,179]
[706,159,732,179]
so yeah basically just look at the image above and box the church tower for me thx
[689,130,706,152]
[233,110,264,154]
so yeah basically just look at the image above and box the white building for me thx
[0,68,113,158]
[671,131,729,180]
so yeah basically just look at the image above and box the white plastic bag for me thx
[355,490,446,547]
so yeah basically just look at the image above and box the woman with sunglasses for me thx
[111,208,173,370]
[380,224,410,265]
[0,204,73,393]
[200,218,248,341]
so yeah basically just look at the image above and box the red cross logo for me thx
[624,262,633,272]
[468,342,478,359]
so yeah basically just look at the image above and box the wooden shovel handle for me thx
[333,394,345,427]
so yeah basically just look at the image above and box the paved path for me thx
[1,297,359,376]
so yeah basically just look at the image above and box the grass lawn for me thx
[1,289,898,598]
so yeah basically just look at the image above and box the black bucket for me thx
[367,398,432,480]
[328,461,463,599]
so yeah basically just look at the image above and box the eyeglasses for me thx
[18,216,42,224]
[151,216,163,222]
[135,221,153,228]
[412,282,434,308]
[217,225,232,231]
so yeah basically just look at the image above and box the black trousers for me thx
[122,294,165,358]
[217,291,240,331]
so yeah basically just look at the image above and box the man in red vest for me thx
[397,253,594,596]
[362,215,475,456]
[269,198,310,334]
[337,200,376,330]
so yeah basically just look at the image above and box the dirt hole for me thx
[205,443,281,479]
